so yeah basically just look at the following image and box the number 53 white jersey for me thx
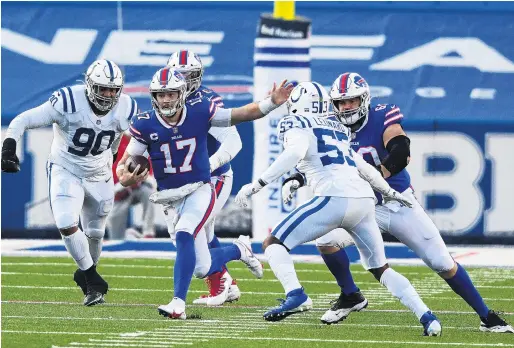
[277,114,374,199]
[46,84,137,179]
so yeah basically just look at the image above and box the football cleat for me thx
[83,266,108,306]
[73,268,87,295]
[479,310,514,333]
[227,280,241,302]
[206,271,232,306]
[263,288,312,322]
[84,289,105,307]
[320,291,368,324]
[420,311,442,336]
[158,297,187,320]
[234,235,263,279]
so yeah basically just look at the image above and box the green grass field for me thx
[2,256,514,347]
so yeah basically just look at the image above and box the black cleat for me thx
[84,289,105,306]
[82,265,108,307]
[480,310,514,333]
[320,291,368,324]
[73,268,87,295]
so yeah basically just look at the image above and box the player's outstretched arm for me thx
[211,80,294,127]
[2,101,62,173]
[234,128,309,208]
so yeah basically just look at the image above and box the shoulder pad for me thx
[49,86,79,114]
[117,94,138,131]
[128,110,153,145]
[277,115,311,140]
[372,103,404,127]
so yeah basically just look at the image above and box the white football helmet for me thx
[330,72,371,131]
[149,67,187,118]
[286,81,330,117]
[167,50,204,97]
[85,59,124,112]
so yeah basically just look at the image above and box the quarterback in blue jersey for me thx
[116,67,293,319]
[283,72,513,333]
[167,50,243,305]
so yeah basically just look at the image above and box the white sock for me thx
[265,244,302,295]
[63,229,94,271]
[380,268,429,320]
[86,235,103,265]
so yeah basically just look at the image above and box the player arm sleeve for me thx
[259,128,309,185]
[381,134,411,176]
[125,137,148,157]
[352,149,394,195]
[208,126,242,172]
[5,101,62,143]
[111,135,122,156]
[209,107,232,127]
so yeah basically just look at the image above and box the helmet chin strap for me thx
[87,98,110,117]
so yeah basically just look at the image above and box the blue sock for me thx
[208,235,229,273]
[321,249,359,295]
[206,245,241,276]
[173,232,196,301]
[208,235,221,249]
[445,263,489,317]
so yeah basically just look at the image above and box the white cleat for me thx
[227,282,241,302]
[206,272,232,307]
[158,297,186,320]
[234,235,263,279]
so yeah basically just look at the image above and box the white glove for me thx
[282,179,301,204]
[234,181,264,208]
[149,182,203,204]
[383,188,413,208]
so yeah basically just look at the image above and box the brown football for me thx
[126,155,150,175]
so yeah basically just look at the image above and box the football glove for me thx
[1,138,20,173]
[281,172,305,204]
[383,188,413,208]
[234,181,264,208]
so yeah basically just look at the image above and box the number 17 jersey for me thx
[278,114,374,199]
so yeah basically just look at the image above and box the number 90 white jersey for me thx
[278,114,374,198]
[48,84,137,179]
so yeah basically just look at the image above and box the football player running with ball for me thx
[1,60,141,306]
[167,50,243,305]
[284,72,514,334]
[116,67,293,319]
[235,81,442,336]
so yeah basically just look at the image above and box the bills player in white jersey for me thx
[235,82,442,336]
[167,50,242,305]
[1,60,141,306]
[282,72,514,333]
[116,67,293,319]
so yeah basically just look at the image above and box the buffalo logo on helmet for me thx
[353,75,367,88]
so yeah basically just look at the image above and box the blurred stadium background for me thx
[2,1,514,247]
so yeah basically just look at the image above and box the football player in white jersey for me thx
[1,59,142,306]
[235,82,442,336]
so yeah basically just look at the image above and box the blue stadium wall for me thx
[2,1,514,243]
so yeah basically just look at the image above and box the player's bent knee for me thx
[262,235,281,251]
[85,228,105,240]
[317,245,341,255]
[55,213,79,232]
[369,264,389,281]
[59,225,78,236]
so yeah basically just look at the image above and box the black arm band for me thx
[282,172,306,188]
[381,135,410,176]
[258,178,268,187]
[113,152,118,162]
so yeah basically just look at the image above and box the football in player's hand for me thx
[126,155,150,175]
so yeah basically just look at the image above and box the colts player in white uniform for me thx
[235,82,442,336]
[283,72,514,333]
[167,50,242,305]
[1,60,139,306]
[116,67,293,319]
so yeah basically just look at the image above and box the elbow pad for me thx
[381,135,410,176]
